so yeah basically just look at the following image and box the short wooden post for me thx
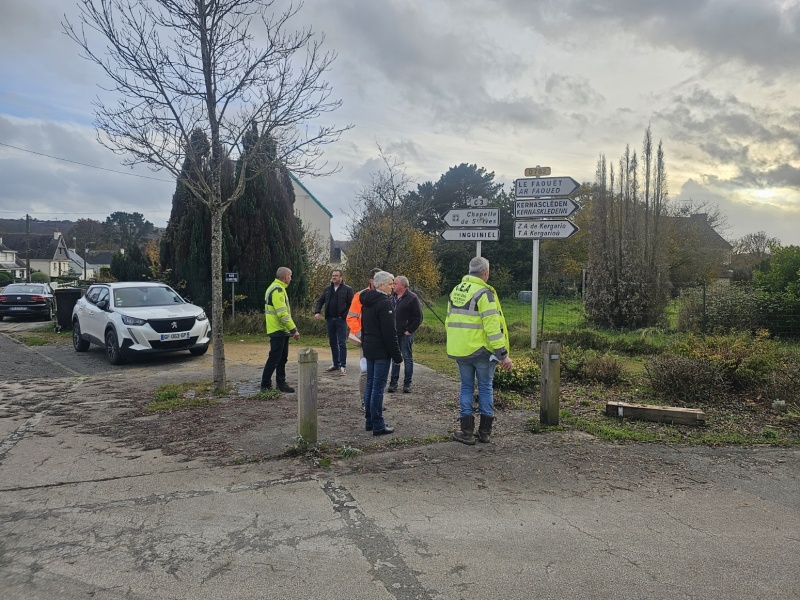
[540,341,561,425]
[297,348,318,443]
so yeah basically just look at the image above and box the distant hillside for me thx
[0,218,75,235]
[0,218,164,243]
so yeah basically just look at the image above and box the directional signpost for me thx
[513,171,582,350]
[441,198,498,256]
[514,219,579,239]
[514,197,580,219]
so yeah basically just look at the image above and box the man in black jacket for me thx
[361,271,402,436]
[388,275,423,393]
[314,269,355,375]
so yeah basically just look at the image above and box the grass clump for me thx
[148,381,223,412]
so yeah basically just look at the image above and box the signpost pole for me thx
[531,239,539,350]
[231,282,235,319]
[476,241,481,257]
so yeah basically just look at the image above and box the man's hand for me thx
[404,330,411,336]
[293,332,300,341]
[314,313,321,320]
[499,356,513,371]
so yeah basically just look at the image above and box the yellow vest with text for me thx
[445,275,509,360]
[264,278,297,335]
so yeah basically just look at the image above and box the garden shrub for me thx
[580,353,625,385]
[644,354,728,403]
[677,282,765,335]
[0,271,11,284]
[31,271,51,283]
[494,354,540,391]
[645,330,791,402]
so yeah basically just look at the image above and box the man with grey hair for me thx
[445,257,513,444]
[360,270,402,435]
[388,275,423,393]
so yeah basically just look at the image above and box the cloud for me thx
[495,0,800,73]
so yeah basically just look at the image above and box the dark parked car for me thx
[0,283,56,321]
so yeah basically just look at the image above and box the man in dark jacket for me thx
[388,275,423,393]
[314,269,355,375]
[361,271,402,436]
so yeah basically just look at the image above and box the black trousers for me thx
[261,334,290,389]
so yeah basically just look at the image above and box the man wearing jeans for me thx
[445,257,513,445]
[314,269,354,375]
[388,275,423,393]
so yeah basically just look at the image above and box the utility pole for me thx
[25,214,31,283]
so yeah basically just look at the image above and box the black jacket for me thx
[314,282,354,319]
[392,290,423,335]
[360,289,402,362]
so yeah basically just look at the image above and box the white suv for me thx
[72,282,211,364]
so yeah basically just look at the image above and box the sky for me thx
[1,0,799,246]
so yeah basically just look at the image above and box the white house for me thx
[0,237,27,280]
[290,173,334,262]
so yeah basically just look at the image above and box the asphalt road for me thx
[1,325,799,600]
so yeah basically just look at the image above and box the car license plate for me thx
[160,332,190,341]
[10,306,28,311]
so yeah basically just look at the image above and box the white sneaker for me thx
[340,367,347,376]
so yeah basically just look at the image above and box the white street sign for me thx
[444,208,499,227]
[466,196,488,207]
[515,176,580,198]
[514,219,579,239]
[441,228,499,241]
[515,197,580,218]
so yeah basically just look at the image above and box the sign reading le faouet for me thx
[515,176,580,199]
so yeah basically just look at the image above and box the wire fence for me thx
[210,277,800,341]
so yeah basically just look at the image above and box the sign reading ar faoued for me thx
[515,176,579,199]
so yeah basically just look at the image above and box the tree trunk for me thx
[210,201,226,390]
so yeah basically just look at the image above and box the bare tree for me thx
[733,231,780,258]
[64,0,351,389]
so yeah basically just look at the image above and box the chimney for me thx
[54,230,60,240]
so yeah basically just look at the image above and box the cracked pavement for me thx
[1,328,799,599]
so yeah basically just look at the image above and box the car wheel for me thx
[189,345,209,356]
[45,303,55,322]
[105,328,126,365]
[72,320,90,352]
[0,315,4,322]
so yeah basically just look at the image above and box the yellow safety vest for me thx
[445,275,509,360]
[264,278,297,335]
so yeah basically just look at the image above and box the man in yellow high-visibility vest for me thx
[446,256,513,444]
[261,266,300,392]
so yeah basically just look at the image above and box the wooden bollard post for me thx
[297,348,318,443]
[540,341,561,425]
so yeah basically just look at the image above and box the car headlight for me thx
[121,315,147,326]
[196,311,208,321]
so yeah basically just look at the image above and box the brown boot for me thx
[476,415,495,443]
[453,415,476,445]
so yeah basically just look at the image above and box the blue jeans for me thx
[457,356,498,417]
[390,333,414,385]
[364,358,391,431]
[326,317,348,367]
